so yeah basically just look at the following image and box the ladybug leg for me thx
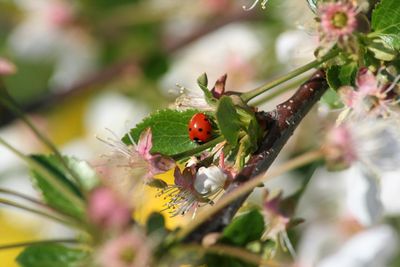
[193,137,203,144]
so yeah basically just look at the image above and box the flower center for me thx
[120,247,136,264]
[332,11,348,28]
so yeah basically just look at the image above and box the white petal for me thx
[194,166,227,195]
[318,225,397,267]
[85,92,149,139]
[381,171,400,215]
[296,224,341,267]
[275,30,317,68]
[344,165,383,226]
[160,23,262,96]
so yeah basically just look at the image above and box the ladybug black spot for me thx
[189,128,192,131]
[207,131,211,135]
[198,128,203,132]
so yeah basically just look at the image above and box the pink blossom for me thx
[262,191,290,239]
[88,187,131,230]
[97,230,151,267]
[357,67,379,94]
[45,1,74,27]
[0,58,16,76]
[204,0,231,13]
[225,54,256,90]
[262,190,296,257]
[339,68,400,119]
[159,166,224,217]
[323,124,357,170]
[98,128,175,184]
[159,167,202,217]
[339,85,358,108]
[211,74,227,99]
[319,1,357,42]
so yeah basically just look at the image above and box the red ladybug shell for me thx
[188,113,212,144]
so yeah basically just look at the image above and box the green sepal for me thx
[326,63,358,91]
[197,73,218,106]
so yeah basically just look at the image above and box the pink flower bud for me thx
[0,58,16,76]
[323,124,357,170]
[88,187,131,230]
[97,230,151,267]
[45,2,74,27]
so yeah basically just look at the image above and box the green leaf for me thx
[246,239,277,259]
[367,38,398,61]
[321,88,344,109]
[3,59,54,105]
[339,63,358,86]
[326,63,358,90]
[371,0,400,50]
[216,96,241,146]
[361,48,381,68]
[17,244,88,267]
[30,155,85,219]
[142,51,169,80]
[146,212,166,235]
[205,254,255,267]
[326,66,340,90]
[221,209,265,246]
[122,109,198,156]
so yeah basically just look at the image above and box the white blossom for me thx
[318,226,397,267]
[194,166,227,195]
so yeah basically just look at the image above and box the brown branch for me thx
[0,9,260,126]
[184,69,328,242]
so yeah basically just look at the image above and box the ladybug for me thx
[188,113,212,144]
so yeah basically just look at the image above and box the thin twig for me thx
[0,198,76,226]
[0,136,85,210]
[0,188,47,208]
[241,50,338,102]
[251,76,308,106]
[0,187,82,223]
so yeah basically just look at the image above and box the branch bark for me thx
[184,69,328,242]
